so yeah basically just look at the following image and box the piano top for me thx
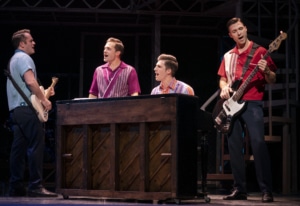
[56,93,199,105]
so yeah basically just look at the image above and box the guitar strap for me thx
[239,43,259,80]
[4,64,38,116]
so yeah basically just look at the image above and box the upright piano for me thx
[55,94,199,201]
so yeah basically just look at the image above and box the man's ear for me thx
[166,68,172,75]
[116,50,121,57]
[19,41,25,49]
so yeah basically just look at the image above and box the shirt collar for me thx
[230,41,253,55]
[15,49,25,54]
[159,77,177,90]
[102,61,126,70]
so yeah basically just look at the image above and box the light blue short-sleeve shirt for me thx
[6,50,36,111]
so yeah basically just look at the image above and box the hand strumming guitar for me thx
[219,77,233,99]
[41,99,52,112]
[45,87,55,97]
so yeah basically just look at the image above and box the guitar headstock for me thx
[268,31,287,53]
[52,77,59,85]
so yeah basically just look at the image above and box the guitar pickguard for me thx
[213,97,246,134]
[222,95,245,116]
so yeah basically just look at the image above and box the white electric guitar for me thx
[31,77,59,122]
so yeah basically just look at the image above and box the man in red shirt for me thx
[217,17,277,203]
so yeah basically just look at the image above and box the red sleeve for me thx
[217,58,226,77]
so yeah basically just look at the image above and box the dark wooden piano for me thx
[55,94,201,202]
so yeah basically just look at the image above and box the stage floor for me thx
[0,193,299,206]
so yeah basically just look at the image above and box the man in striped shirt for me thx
[151,54,194,95]
[218,17,276,203]
[89,37,141,98]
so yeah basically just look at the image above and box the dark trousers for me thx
[10,106,44,190]
[227,101,272,193]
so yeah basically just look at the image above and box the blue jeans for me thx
[227,101,272,193]
[10,106,44,190]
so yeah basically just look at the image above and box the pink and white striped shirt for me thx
[89,61,141,98]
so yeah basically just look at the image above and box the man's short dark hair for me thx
[12,29,30,49]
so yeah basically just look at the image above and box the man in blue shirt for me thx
[6,29,57,197]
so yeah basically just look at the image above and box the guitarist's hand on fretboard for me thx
[45,87,55,97]
[257,55,276,84]
[257,55,268,71]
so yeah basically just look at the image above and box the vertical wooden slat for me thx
[111,123,118,191]
[56,123,62,189]
[139,122,146,192]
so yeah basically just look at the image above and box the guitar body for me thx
[212,98,246,134]
[212,96,246,134]
[31,77,59,122]
[222,94,245,116]
[212,80,244,134]
[31,86,48,122]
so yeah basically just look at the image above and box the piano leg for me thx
[197,130,211,203]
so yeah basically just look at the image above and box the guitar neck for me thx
[45,78,58,99]
[232,52,270,101]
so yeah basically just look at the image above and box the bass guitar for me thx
[31,77,59,122]
[212,31,287,134]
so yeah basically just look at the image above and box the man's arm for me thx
[89,94,97,98]
[130,92,139,96]
[219,77,232,99]
[128,68,141,96]
[23,69,52,111]
[263,66,276,84]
